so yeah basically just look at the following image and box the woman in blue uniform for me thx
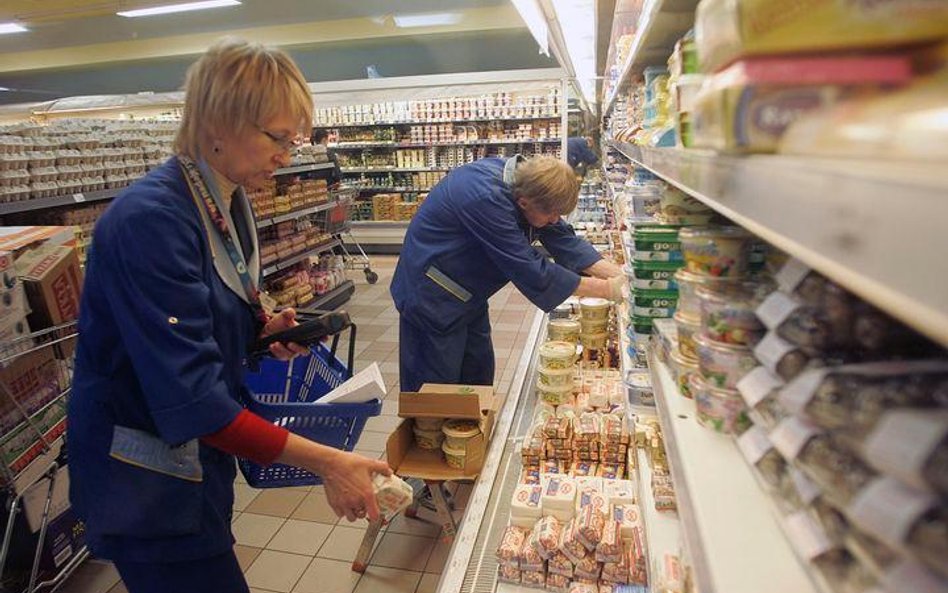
[67,39,390,593]
[567,136,599,177]
[391,155,624,392]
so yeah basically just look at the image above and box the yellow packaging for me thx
[695,0,948,73]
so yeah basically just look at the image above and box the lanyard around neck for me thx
[178,156,269,325]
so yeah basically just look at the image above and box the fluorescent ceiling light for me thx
[551,0,596,104]
[392,12,463,28]
[0,23,28,34]
[117,0,241,18]
[510,0,549,55]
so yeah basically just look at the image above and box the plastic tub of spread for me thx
[679,226,752,278]
[442,442,466,469]
[673,310,702,359]
[414,417,445,431]
[536,381,573,406]
[579,318,609,335]
[548,319,581,343]
[442,419,481,450]
[633,226,681,254]
[695,332,756,390]
[674,269,734,317]
[538,365,574,389]
[413,425,445,450]
[579,297,611,321]
[539,341,577,369]
[579,332,609,351]
[670,348,700,399]
[697,284,766,347]
[626,371,654,405]
[632,290,678,319]
[690,374,750,435]
[631,260,685,290]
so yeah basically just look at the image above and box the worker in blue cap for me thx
[391,154,623,392]
[567,136,599,178]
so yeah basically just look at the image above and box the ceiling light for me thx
[510,0,549,55]
[392,12,463,28]
[117,0,241,18]
[551,0,596,104]
[0,23,28,34]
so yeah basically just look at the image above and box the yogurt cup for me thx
[632,290,678,319]
[697,284,766,346]
[633,226,681,254]
[579,332,609,351]
[579,297,611,321]
[539,341,577,369]
[414,417,445,431]
[689,374,750,435]
[536,381,573,406]
[538,365,574,389]
[413,425,445,450]
[679,226,752,278]
[695,332,756,390]
[441,419,481,450]
[580,318,609,335]
[674,269,734,317]
[673,310,702,359]
[631,260,684,291]
[626,371,653,405]
[670,347,700,399]
[548,319,581,343]
[442,442,467,469]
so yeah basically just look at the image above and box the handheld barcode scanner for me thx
[251,311,351,359]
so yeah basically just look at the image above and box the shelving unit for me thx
[330,139,561,148]
[647,349,822,593]
[316,115,561,127]
[340,166,451,174]
[261,238,341,278]
[610,141,948,346]
[298,279,356,314]
[255,198,340,230]
[635,447,681,588]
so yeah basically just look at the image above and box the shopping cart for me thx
[240,320,382,488]
[0,322,88,593]
[328,187,378,284]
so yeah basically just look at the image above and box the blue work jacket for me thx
[67,157,262,563]
[391,157,601,335]
[567,137,599,170]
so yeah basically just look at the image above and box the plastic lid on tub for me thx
[442,419,481,438]
[670,346,699,369]
[442,441,467,457]
[540,341,577,359]
[578,297,610,309]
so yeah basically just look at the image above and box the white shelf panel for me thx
[636,447,681,590]
[603,0,699,118]
[648,351,820,593]
[347,221,408,246]
[612,142,948,347]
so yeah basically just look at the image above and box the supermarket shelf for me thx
[255,200,337,230]
[602,0,699,119]
[274,162,335,176]
[329,138,562,149]
[647,349,821,593]
[635,447,681,588]
[611,141,948,346]
[314,114,561,128]
[261,238,340,277]
[0,186,124,216]
[297,279,355,313]
[346,221,408,250]
[341,166,451,174]
[352,186,432,193]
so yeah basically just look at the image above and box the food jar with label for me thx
[539,341,577,369]
[442,419,481,450]
[670,347,700,399]
[673,311,701,359]
[679,226,751,278]
[698,283,767,346]
[695,332,756,389]
[415,417,445,431]
[689,374,750,435]
[548,319,581,343]
[413,424,445,450]
[442,441,466,469]
[538,365,574,389]
[580,332,609,351]
[537,381,574,406]
[580,318,609,335]
[579,297,611,321]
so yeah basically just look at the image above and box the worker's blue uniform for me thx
[390,156,601,391]
[67,156,262,591]
[567,137,599,172]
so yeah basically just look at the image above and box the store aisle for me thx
[58,255,540,593]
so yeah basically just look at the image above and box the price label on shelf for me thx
[847,476,935,546]
[769,416,820,461]
[863,409,948,492]
[72,193,86,203]
[736,366,784,408]
[784,511,833,561]
[736,425,773,466]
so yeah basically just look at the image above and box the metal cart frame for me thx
[327,188,377,284]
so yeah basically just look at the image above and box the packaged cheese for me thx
[595,519,623,563]
[604,479,636,507]
[545,572,570,593]
[547,550,574,578]
[542,477,576,521]
[520,534,545,572]
[497,564,521,584]
[496,525,527,565]
[371,474,414,521]
[558,518,587,564]
[530,516,563,560]
[576,506,607,551]
[511,484,544,528]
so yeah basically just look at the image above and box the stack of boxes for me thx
[371,194,399,221]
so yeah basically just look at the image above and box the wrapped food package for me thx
[737,366,788,430]
[531,516,564,560]
[520,534,546,572]
[737,425,785,491]
[597,463,626,480]
[574,476,604,492]
[604,479,636,507]
[574,555,603,581]
[572,461,599,477]
[522,467,542,485]
[575,413,602,445]
[511,484,544,528]
[575,486,608,516]
[371,474,415,521]
[497,564,522,584]
[576,506,607,551]
[545,572,570,593]
[753,331,815,383]
[496,525,528,566]
[559,518,588,564]
[568,583,598,593]
[542,477,577,522]
[612,504,643,540]
[547,550,574,578]
[862,409,948,497]
[595,519,623,563]
[521,569,546,589]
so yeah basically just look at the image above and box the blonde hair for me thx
[511,156,580,215]
[175,37,313,158]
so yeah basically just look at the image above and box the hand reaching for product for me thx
[320,449,393,522]
[607,275,627,303]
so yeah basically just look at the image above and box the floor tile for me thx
[369,532,435,572]
[381,400,399,416]
[364,414,402,434]
[57,560,121,593]
[385,513,442,538]
[245,549,311,593]
[234,544,263,571]
[316,524,371,562]
[232,512,285,548]
[269,519,334,556]
[356,430,389,452]
[293,558,361,593]
[424,538,453,574]
[107,582,128,593]
[233,481,262,511]
[292,489,340,525]
[245,488,308,518]
[416,572,442,593]
[352,566,421,593]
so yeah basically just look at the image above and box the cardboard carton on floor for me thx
[387,383,495,480]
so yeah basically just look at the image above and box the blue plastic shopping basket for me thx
[240,324,382,488]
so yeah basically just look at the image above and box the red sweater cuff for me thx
[201,409,289,465]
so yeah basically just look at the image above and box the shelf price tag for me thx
[72,193,86,203]
[847,476,934,547]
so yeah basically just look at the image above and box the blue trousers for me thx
[399,308,495,392]
[115,549,249,593]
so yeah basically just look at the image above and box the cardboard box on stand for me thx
[16,245,83,330]
[387,384,495,480]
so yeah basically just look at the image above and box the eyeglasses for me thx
[259,128,303,153]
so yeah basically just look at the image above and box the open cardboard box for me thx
[386,384,494,480]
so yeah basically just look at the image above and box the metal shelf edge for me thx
[274,162,335,176]
[262,238,341,277]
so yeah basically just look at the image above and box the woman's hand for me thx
[260,308,309,360]
[320,449,393,522]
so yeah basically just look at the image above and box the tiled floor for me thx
[58,255,539,593]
